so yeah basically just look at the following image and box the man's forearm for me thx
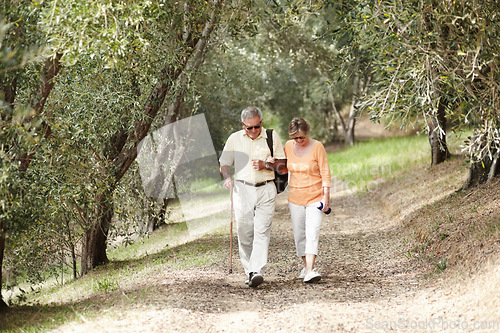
[220,164,231,180]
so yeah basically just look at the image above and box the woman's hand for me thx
[320,199,330,212]
[321,187,331,213]
[265,156,275,164]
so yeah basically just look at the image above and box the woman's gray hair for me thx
[241,106,263,122]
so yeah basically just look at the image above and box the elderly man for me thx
[219,106,286,287]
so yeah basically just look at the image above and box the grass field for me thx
[327,132,468,191]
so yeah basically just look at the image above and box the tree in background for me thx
[329,0,498,185]
[315,2,373,146]
[242,1,373,146]
[1,1,61,308]
[358,0,457,165]
[38,0,225,275]
[197,1,349,146]
[1,0,234,307]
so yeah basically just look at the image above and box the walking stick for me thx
[229,181,234,274]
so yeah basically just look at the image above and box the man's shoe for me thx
[298,268,306,279]
[304,270,321,283]
[248,272,263,288]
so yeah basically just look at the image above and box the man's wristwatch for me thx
[265,161,270,170]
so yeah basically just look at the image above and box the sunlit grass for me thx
[91,275,120,293]
[188,177,225,194]
[108,221,189,261]
[327,131,470,192]
[328,135,430,190]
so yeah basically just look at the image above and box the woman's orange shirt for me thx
[284,140,331,206]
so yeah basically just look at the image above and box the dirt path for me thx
[51,177,499,332]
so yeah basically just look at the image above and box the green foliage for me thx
[39,0,175,67]
[0,1,47,71]
[337,0,499,163]
[1,3,46,226]
[2,0,237,287]
[197,2,345,146]
[3,53,145,282]
[1,6,65,288]
[0,49,39,240]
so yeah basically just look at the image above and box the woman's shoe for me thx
[303,269,321,283]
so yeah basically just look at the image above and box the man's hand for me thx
[220,164,233,189]
[252,159,265,171]
[223,177,233,190]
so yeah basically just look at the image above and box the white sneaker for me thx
[298,268,306,279]
[304,270,321,283]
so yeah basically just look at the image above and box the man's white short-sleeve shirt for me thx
[219,127,285,184]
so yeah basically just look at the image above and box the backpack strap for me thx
[266,129,274,157]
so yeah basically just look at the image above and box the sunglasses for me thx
[291,136,306,141]
[243,124,261,130]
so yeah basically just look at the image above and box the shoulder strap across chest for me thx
[266,129,274,157]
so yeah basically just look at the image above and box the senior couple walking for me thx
[219,106,331,288]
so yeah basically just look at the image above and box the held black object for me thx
[317,202,331,215]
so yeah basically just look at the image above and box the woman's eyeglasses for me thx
[291,136,306,141]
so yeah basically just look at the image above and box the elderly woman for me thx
[280,117,331,283]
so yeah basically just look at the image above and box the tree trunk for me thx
[71,243,77,280]
[156,198,171,230]
[146,197,171,233]
[345,71,360,147]
[463,148,499,189]
[333,63,371,147]
[0,222,7,310]
[328,76,357,146]
[79,62,187,274]
[80,190,113,275]
[64,214,78,279]
[345,102,357,146]
[427,96,449,166]
[19,53,63,172]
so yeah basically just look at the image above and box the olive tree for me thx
[37,0,226,275]
[252,1,372,145]
[1,1,61,308]
[328,0,498,183]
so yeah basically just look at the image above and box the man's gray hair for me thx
[241,106,263,122]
